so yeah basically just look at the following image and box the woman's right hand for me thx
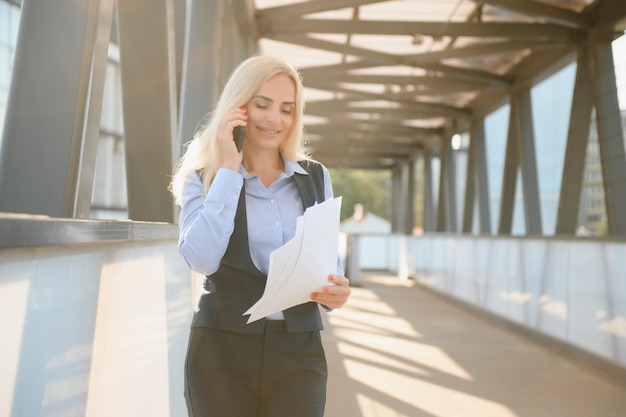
[217,107,247,171]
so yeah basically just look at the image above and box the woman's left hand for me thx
[311,274,351,310]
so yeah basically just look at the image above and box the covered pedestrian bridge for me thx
[1,0,626,416]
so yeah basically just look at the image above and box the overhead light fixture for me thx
[451,134,461,150]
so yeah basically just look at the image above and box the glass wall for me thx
[479,34,626,237]
[531,63,576,235]
[0,0,20,145]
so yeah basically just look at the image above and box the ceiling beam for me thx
[306,97,469,118]
[259,18,578,40]
[471,0,590,28]
[308,154,400,169]
[306,121,441,137]
[588,0,626,31]
[302,73,493,89]
[305,102,451,121]
[269,33,511,87]
[256,0,383,20]
[305,82,472,118]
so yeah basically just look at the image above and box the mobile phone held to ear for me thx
[233,126,245,152]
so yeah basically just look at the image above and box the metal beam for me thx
[305,122,439,137]
[305,84,472,118]
[589,0,626,30]
[436,136,458,232]
[462,122,491,235]
[303,73,502,91]
[260,19,577,40]
[473,120,492,235]
[471,0,590,29]
[270,34,511,87]
[556,46,593,235]
[117,0,178,222]
[172,0,186,107]
[462,134,477,234]
[305,100,462,119]
[590,39,626,235]
[514,90,543,235]
[330,96,469,119]
[73,0,116,218]
[422,151,436,232]
[498,99,518,235]
[256,0,383,19]
[178,0,223,153]
[0,0,104,217]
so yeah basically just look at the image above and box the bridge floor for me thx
[321,272,626,417]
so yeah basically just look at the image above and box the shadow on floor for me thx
[322,272,626,417]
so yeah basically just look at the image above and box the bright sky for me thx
[613,34,626,109]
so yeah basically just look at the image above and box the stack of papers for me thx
[244,196,342,323]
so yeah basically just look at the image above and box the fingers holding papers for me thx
[311,274,351,310]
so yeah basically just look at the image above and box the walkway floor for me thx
[321,272,626,417]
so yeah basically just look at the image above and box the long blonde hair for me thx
[170,55,308,204]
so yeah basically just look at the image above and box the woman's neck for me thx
[243,151,284,188]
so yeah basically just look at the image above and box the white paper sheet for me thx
[244,196,342,323]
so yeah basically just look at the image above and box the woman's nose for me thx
[266,107,279,123]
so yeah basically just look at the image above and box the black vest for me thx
[190,160,326,334]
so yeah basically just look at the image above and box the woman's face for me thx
[244,74,296,152]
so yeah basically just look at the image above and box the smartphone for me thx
[233,126,245,152]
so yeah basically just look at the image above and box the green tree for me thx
[328,168,391,221]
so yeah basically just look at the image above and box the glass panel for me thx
[531,63,576,235]
[484,103,510,233]
[0,2,9,45]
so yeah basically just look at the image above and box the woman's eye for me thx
[282,109,292,115]
[255,103,267,109]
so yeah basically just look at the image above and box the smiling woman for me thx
[169,55,352,417]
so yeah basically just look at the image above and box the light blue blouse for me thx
[177,159,342,319]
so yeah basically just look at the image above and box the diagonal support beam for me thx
[556,46,593,235]
[470,0,590,28]
[271,34,511,87]
[0,0,109,217]
[256,0,383,19]
[589,39,626,235]
[117,0,178,222]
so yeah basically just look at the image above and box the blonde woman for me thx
[170,55,350,417]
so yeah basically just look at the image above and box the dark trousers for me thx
[184,321,327,417]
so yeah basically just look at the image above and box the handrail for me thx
[0,213,179,248]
